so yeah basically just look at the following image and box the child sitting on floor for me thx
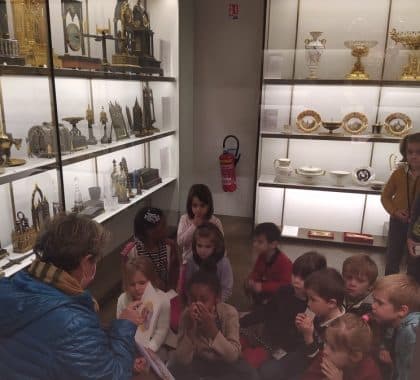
[183,222,233,302]
[170,270,259,380]
[121,207,178,291]
[342,254,378,316]
[301,313,382,380]
[260,268,346,380]
[372,273,420,380]
[240,251,326,369]
[117,256,172,359]
[245,222,292,305]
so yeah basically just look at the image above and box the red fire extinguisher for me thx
[219,135,241,192]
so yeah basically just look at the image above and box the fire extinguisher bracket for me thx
[222,135,241,166]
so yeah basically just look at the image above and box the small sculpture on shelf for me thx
[116,160,130,204]
[0,131,24,167]
[79,186,105,219]
[31,184,50,232]
[127,98,148,137]
[111,159,119,197]
[143,83,159,134]
[100,106,112,144]
[62,117,88,151]
[86,104,97,145]
[109,101,129,140]
[11,211,36,253]
[121,157,135,198]
[304,32,326,79]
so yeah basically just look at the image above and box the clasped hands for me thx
[187,301,219,339]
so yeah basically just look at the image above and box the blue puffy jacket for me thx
[0,271,137,379]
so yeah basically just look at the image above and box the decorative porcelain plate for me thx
[296,110,322,133]
[296,166,324,175]
[352,166,375,186]
[342,112,368,134]
[384,112,412,137]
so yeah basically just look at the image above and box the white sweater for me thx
[116,289,170,352]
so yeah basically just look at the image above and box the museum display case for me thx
[255,0,420,248]
[0,0,179,277]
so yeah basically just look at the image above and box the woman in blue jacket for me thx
[0,213,142,380]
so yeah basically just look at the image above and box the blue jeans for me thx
[259,351,310,380]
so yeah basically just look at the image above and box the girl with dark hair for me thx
[121,207,178,291]
[177,184,224,263]
[183,223,233,302]
[170,270,259,380]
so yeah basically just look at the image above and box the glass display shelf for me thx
[0,177,177,278]
[0,66,176,82]
[263,79,420,88]
[0,130,176,186]
[260,131,400,143]
[258,174,382,195]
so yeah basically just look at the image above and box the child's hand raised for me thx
[321,356,343,380]
[295,313,314,343]
[195,302,218,339]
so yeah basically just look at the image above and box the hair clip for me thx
[361,314,370,323]
[144,210,161,224]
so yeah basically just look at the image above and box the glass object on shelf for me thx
[72,177,84,213]
[100,106,111,144]
[62,117,88,151]
[344,40,377,80]
[86,105,97,145]
[12,211,36,253]
[31,184,50,232]
[389,29,420,80]
[304,32,326,80]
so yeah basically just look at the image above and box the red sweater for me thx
[302,352,383,380]
[249,249,292,294]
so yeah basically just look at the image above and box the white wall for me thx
[192,0,264,217]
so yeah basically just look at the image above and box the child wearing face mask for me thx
[117,255,171,356]
[301,313,382,380]
[170,270,259,380]
[183,223,233,302]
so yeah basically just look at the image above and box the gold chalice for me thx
[389,29,420,80]
[344,40,377,80]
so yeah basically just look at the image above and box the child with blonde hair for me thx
[372,274,420,380]
[302,313,382,380]
[117,255,171,356]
